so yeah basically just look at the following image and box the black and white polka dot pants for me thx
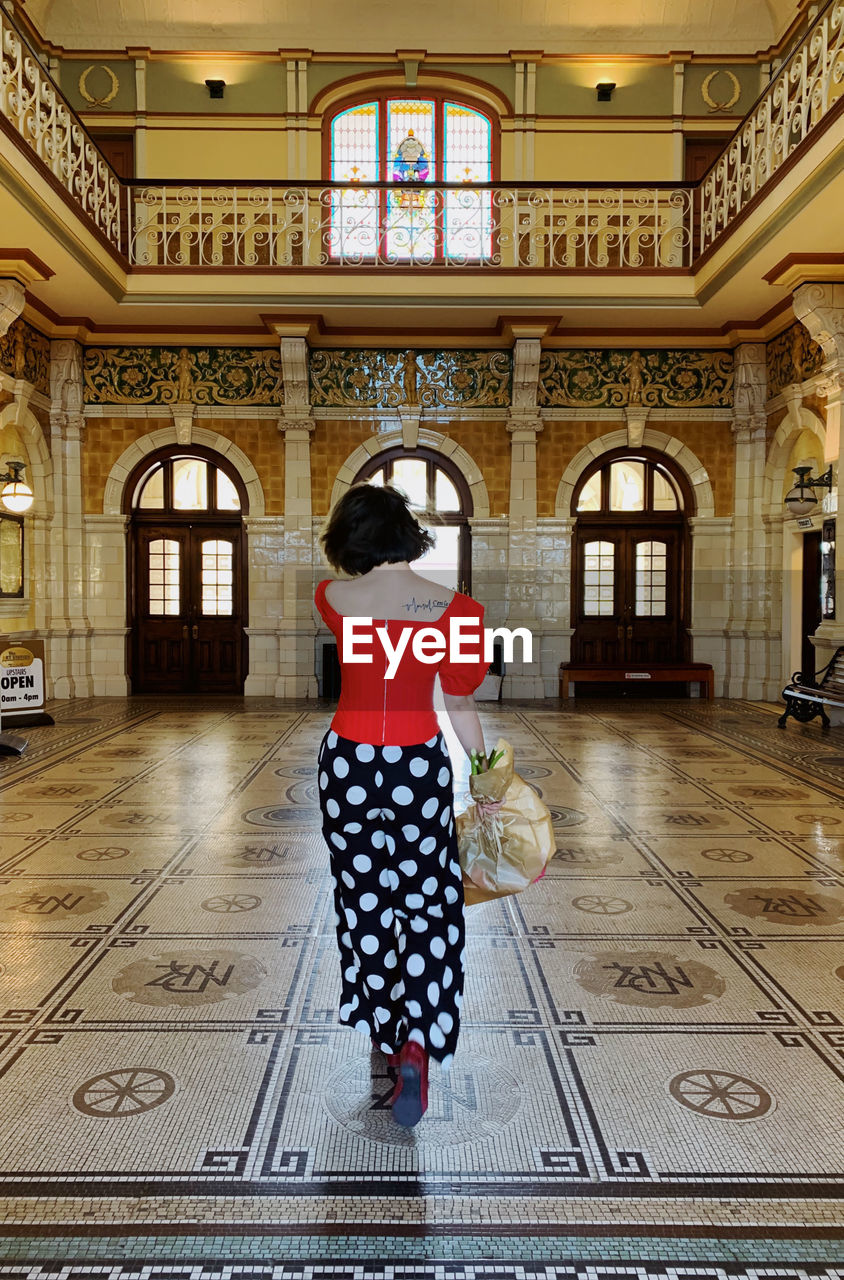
[317,729,465,1066]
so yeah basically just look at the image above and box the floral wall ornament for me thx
[538,349,733,409]
[308,349,512,409]
[82,346,284,405]
[0,319,50,395]
[766,322,825,398]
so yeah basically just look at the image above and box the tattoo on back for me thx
[403,596,449,614]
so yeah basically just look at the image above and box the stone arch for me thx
[330,428,491,519]
[0,400,53,514]
[311,69,512,120]
[553,427,715,518]
[763,406,827,518]
[102,425,266,516]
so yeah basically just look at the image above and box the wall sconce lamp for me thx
[784,463,834,517]
[0,461,33,514]
[205,78,225,99]
[596,81,616,102]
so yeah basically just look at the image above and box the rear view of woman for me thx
[316,483,492,1126]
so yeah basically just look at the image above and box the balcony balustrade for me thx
[0,0,842,273]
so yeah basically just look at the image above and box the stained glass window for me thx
[328,95,494,262]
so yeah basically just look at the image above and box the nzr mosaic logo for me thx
[341,616,533,679]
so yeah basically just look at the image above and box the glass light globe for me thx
[784,485,818,518]
[0,479,33,513]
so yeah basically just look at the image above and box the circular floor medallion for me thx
[76,846,131,862]
[725,886,844,926]
[574,948,726,1008]
[572,895,633,915]
[322,1052,521,1148]
[72,1067,176,1118]
[668,1069,773,1121]
[242,806,320,828]
[112,949,266,1006]
[701,847,753,864]
[549,807,588,827]
[201,894,262,913]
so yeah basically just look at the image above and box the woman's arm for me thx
[441,691,486,759]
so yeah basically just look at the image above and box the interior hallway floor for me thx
[0,694,841,1278]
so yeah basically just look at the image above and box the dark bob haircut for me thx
[320,483,435,575]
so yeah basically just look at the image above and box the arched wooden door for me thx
[571,451,692,665]
[126,448,248,695]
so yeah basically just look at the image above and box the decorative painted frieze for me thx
[308,349,512,409]
[82,346,284,405]
[766,321,825,398]
[0,318,50,395]
[538,349,733,409]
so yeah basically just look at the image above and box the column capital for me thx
[278,412,316,438]
[506,413,543,438]
[0,279,25,337]
[730,414,767,442]
[793,282,844,365]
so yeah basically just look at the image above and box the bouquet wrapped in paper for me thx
[457,737,554,906]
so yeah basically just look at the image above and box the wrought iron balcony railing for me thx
[128,182,694,269]
[0,0,842,272]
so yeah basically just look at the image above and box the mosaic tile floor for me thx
[0,696,841,1277]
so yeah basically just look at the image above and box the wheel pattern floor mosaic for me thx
[0,696,841,1276]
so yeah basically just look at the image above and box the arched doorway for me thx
[354,447,473,591]
[126,446,248,694]
[571,448,692,665]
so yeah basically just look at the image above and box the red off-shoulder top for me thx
[315,579,489,745]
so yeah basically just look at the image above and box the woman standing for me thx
[315,483,492,1127]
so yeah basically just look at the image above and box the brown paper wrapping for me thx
[456,738,555,907]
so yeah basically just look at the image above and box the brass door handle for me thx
[192,624,198,640]
[617,624,624,641]
[182,624,188,640]
[626,624,633,640]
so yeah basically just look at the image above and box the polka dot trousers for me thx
[317,729,465,1066]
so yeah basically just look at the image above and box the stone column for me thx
[793,283,844,673]
[503,336,544,696]
[47,340,92,697]
[726,342,775,697]
[274,334,318,698]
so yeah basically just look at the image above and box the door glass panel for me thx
[653,468,679,512]
[137,464,164,509]
[172,458,208,510]
[201,539,234,616]
[391,458,428,509]
[609,460,645,511]
[368,469,385,486]
[216,470,240,511]
[148,539,180,616]
[577,473,602,512]
[635,540,668,617]
[414,524,459,591]
[434,469,460,512]
[583,539,615,616]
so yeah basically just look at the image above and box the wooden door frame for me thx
[124,445,249,695]
[570,449,694,664]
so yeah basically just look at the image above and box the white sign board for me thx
[0,639,46,716]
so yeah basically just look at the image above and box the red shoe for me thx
[391,1041,429,1127]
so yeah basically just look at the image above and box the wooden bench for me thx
[779,646,844,729]
[559,661,714,700]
